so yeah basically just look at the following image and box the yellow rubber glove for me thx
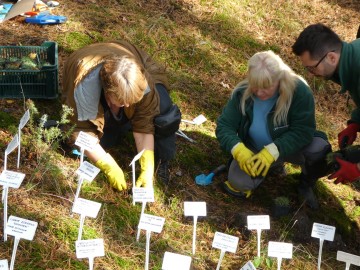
[136,150,154,188]
[232,143,254,175]
[247,143,279,177]
[95,153,127,191]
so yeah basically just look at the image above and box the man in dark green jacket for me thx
[292,23,360,184]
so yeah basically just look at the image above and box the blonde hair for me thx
[100,55,148,105]
[239,50,305,127]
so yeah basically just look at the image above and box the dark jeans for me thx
[100,83,176,162]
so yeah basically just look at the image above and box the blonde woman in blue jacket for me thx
[216,50,331,209]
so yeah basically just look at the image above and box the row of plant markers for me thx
[0,110,359,270]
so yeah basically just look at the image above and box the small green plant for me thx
[274,196,290,207]
[23,100,75,194]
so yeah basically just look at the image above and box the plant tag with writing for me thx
[184,201,207,217]
[212,232,239,253]
[247,215,270,258]
[19,110,30,130]
[0,259,8,270]
[75,131,98,152]
[75,239,105,258]
[76,161,100,182]
[240,261,256,270]
[5,216,38,241]
[72,198,101,218]
[162,252,192,270]
[337,251,360,268]
[311,223,335,241]
[268,241,293,259]
[0,170,25,189]
[138,214,165,233]
[132,187,155,203]
[247,215,270,230]
[5,135,19,156]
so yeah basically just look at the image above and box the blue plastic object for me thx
[25,14,67,25]
[195,172,215,186]
[195,164,226,186]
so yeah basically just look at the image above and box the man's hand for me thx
[247,143,279,177]
[328,157,360,184]
[95,153,127,190]
[136,150,154,187]
[338,123,360,149]
[232,143,254,175]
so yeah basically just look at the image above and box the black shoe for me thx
[157,161,170,185]
[297,181,319,209]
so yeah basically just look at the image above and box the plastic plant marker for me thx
[192,114,207,125]
[181,114,207,125]
[247,215,270,257]
[0,171,25,242]
[5,216,38,270]
[129,149,145,190]
[133,187,154,241]
[76,161,100,182]
[75,239,105,270]
[4,134,19,170]
[74,161,100,206]
[337,251,360,270]
[0,259,8,270]
[311,222,336,270]
[212,232,239,270]
[184,202,207,254]
[240,261,256,270]
[17,110,29,168]
[74,131,98,164]
[138,214,165,270]
[267,241,293,270]
[162,252,192,270]
[72,198,101,240]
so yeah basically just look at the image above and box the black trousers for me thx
[100,84,176,162]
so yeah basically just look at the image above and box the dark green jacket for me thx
[216,79,323,158]
[331,40,360,124]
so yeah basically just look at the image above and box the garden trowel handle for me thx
[212,164,226,175]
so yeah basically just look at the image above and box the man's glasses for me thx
[305,50,335,72]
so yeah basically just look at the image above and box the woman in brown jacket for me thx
[62,41,180,190]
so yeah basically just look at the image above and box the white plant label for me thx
[268,241,293,259]
[129,149,145,166]
[75,131,98,151]
[0,170,25,188]
[19,110,30,130]
[76,161,100,182]
[138,214,165,233]
[0,259,8,269]
[337,251,360,266]
[162,252,192,270]
[132,187,155,203]
[311,223,336,241]
[72,198,101,218]
[240,261,256,270]
[212,232,239,253]
[5,216,38,241]
[5,135,19,155]
[247,215,270,230]
[75,239,105,259]
[184,201,207,217]
[193,114,207,125]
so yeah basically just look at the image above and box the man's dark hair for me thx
[292,23,342,59]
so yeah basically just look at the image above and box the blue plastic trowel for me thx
[195,164,227,185]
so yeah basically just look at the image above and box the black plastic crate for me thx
[0,41,58,99]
